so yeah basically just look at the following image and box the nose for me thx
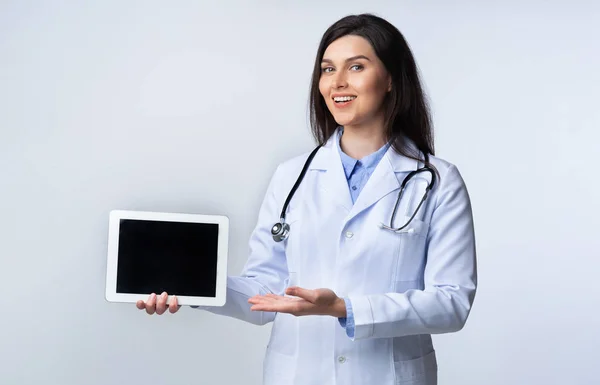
[332,70,348,89]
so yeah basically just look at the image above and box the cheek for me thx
[355,76,388,108]
[319,79,329,100]
[319,79,334,110]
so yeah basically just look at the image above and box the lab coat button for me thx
[345,231,354,238]
[338,356,346,363]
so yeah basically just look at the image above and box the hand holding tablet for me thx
[105,210,229,309]
[136,292,181,315]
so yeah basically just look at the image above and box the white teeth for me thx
[334,96,357,102]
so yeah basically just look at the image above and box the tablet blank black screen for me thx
[116,219,219,297]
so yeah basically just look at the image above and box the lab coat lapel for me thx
[308,133,353,213]
[346,144,419,222]
[308,130,420,219]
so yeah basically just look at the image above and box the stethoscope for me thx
[271,144,436,242]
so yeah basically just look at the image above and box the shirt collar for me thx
[336,127,392,179]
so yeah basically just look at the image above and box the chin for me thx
[332,114,359,127]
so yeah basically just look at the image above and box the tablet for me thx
[105,209,228,307]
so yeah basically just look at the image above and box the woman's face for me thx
[319,35,391,131]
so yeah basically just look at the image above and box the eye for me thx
[321,67,334,73]
[350,64,363,71]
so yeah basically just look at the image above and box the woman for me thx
[138,13,477,385]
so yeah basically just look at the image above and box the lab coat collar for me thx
[309,127,419,173]
[308,127,420,217]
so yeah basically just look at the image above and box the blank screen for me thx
[116,219,219,297]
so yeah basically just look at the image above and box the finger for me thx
[136,300,145,310]
[169,296,180,314]
[249,297,280,311]
[252,302,302,314]
[269,294,296,302]
[248,296,271,305]
[249,295,287,305]
[251,298,306,314]
[145,293,157,315]
[265,293,298,301]
[248,294,276,303]
[285,287,317,303]
[261,294,287,302]
[156,292,168,315]
[250,303,281,312]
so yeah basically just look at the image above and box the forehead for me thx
[322,35,376,61]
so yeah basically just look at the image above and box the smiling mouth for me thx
[333,96,357,103]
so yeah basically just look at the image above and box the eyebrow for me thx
[321,55,371,64]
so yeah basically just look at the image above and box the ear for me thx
[386,75,392,92]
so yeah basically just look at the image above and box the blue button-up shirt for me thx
[335,129,391,338]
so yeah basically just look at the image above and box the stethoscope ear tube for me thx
[272,145,322,242]
[383,163,435,232]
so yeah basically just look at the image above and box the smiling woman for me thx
[319,37,392,155]
[309,14,435,168]
[136,13,477,385]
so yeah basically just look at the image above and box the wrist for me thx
[330,297,347,318]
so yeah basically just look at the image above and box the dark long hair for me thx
[309,13,436,172]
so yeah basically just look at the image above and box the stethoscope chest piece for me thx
[271,221,290,242]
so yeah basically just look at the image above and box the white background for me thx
[1,1,598,384]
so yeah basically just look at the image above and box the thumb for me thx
[286,287,317,302]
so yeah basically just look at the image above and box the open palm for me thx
[248,287,345,317]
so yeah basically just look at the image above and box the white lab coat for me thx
[202,129,477,385]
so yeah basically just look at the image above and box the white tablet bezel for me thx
[105,209,228,307]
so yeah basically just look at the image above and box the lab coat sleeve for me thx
[348,164,477,340]
[193,165,289,326]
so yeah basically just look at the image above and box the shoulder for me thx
[428,154,461,180]
[275,150,313,177]
[264,150,315,198]
[426,154,472,208]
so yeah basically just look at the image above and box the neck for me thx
[339,123,387,160]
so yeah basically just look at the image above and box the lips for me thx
[333,95,357,103]
[331,95,356,109]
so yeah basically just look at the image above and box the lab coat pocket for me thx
[390,215,428,237]
[392,215,430,282]
[394,350,438,385]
